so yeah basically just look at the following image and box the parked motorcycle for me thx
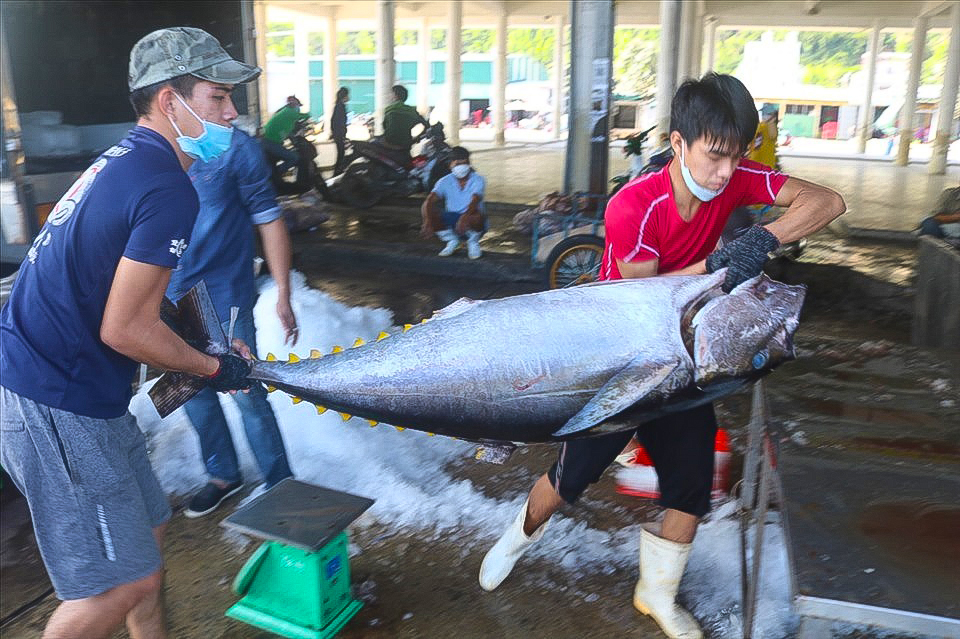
[263,119,330,200]
[332,122,452,209]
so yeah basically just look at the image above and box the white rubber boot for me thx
[478,499,548,591]
[466,230,483,260]
[437,230,460,256]
[633,528,703,639]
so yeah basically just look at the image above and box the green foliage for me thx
[508,28,555,69]
[614,38,657,98]
[714,30,766,74]
[308,32,324,56]
[431,28,446,50]
[613,27,659,61]
[463,29,494,53]
[338,31,376,55]
[395,30,417,46]
[267,35,293,58]
[922,32,948,84]
[798,32,867,66]
[267,22,293,34]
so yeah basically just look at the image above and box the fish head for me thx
[691,274,806,386]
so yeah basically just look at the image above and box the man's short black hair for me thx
[129,74,200,119]
[449,146,469,162]
[337,86,349,100]
[670,72,758,156]
[392,84,408,102]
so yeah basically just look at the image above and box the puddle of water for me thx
[859,501,960,573]
[788,396,941,429]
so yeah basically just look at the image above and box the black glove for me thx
[706,225,780,293]
[206,353,252,392]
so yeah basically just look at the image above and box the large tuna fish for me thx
[151,271,805,443]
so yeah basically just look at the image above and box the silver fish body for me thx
[248,271,806,443]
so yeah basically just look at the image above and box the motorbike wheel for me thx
[340,160,382,209]
[544,235,606,289]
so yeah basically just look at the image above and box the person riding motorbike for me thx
[262,95,310,172]
[380,85,429,163]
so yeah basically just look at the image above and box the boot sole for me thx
[633,594,703,639]
[184,484,243,518]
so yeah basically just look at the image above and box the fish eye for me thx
[752,350,769,369]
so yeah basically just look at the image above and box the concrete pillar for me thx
[676,0,693,87]
[656,0,681,137]
[552,14,565,140]
[688,0,705,77]
[323,10,339,133]
[240,0,261,127]
[810,104,822,138]
[856,23,881,154]
[446,0,462,145]
[375,0,396,136]
[417,17,431,118]
[896,16,928,166]
[930,2,960,174]
[563,0,614,195]
[492,2,507,146]
[293,16,312,112]
[253,0,269,126]
[704,17,718,73]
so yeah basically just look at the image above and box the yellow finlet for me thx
[377,331,389,341]
[315,405,327,414]
[266,385,276,393]
[403,324,413,331]
[288,353,300,363]
[421,318,428,324]
[427,432,436,437]
[339,412,351,421]
[394,426,405,432]
[310,349,322,359]
[367,420,378,427]
[332,345,344,353]
[291,396,302,404]
[353,338,365,347]
[266,353,277,361]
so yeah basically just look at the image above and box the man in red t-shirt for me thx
[478,73,844,639]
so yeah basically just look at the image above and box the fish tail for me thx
[148,281,229,418]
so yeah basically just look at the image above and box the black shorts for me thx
[547,402,718,517]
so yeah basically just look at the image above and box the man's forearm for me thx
[768,184,845,244]
[259,218,293,299]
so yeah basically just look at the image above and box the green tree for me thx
[714,30,765,74]
[508,28,555,69]
[463,28,494,53]
[614,38,657,97]
[431,28,446,50]
[395,29,417,46]
[338,31,376,55]
[308,32,324,56]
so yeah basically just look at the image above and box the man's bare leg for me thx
[660,508,698,544]
[42,570,164,639]
[126,523,168,639]
[523,473,565,536]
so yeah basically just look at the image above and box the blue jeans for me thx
[261,138,299,174]
[183,309,292,488]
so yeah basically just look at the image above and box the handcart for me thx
[531,192,609,289]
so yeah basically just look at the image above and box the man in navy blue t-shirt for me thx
[0,27,260,639]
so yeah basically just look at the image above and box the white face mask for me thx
[451,164,470,179]
[679,140,726,202]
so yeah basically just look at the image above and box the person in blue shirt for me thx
[419,146,487,259]
[167,127,297,518]
[0,27,258,639]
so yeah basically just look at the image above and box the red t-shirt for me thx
[600,159,789,280]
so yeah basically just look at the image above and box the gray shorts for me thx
[0,386,171,600]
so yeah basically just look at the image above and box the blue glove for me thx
[706,225,780,293]
[207,353,252,392]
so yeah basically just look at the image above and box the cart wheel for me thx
[545,235,605,289]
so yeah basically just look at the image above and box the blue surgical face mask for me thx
[679,140,726,202]
[451,164,470,179]
[168,93,233,162]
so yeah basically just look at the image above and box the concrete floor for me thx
[315,138,959,234]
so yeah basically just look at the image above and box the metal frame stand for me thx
[738,380,781,639]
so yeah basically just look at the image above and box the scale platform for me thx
[221,479,374,639]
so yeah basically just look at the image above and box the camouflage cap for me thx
[128,27,260,92]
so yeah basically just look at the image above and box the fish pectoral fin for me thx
[551,357,686,438]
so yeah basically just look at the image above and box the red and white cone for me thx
[615,429,731,499]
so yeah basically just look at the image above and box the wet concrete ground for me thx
[2,149,958,637]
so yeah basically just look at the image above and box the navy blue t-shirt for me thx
[0,126,199,418]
